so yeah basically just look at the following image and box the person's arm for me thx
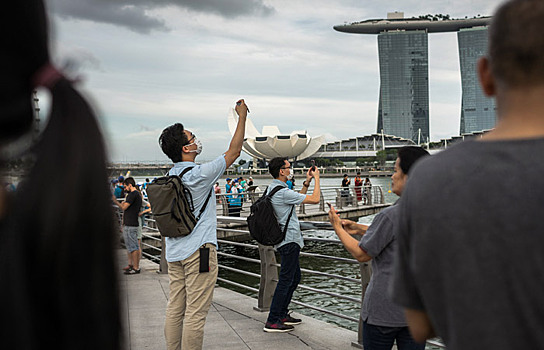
[404,309,436,343]
[224,100,248,168]
[328,206,372,262]
[299,167,314,195]
[112,195,130,211]
[340,219,368,236]
[302,167,320,204]
[139,207,152,216]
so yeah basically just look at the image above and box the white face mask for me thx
[286,168,294,180]
[186,138,202,155]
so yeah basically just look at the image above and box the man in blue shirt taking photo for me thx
[159,99,248,350]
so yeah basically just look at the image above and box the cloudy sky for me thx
[42,0,501,163]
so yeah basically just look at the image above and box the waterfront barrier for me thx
[115,209,445,349]
[214,185,385,217]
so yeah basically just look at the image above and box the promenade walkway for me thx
[119,251,358,350]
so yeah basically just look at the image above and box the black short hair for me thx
[397,146,430,175]
[269,157,287,179]
[124,177,136,187]
[159,123,189,163]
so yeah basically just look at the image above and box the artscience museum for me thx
[227,108,324,161]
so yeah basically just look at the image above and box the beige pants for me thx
[164,244,218,350]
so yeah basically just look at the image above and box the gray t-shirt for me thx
[359,203,407,327]
[391,139,544,350]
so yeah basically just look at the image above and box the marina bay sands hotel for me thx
[334,13,495,143]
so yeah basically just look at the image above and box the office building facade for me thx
[458,26,496,134]
[334,14,494,141]
[377,30,429,143]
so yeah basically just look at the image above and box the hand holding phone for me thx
[236,99,250,113]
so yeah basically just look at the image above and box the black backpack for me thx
[247,186,294,246]
[147,167,213,238]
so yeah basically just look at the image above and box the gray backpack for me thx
[147,167,213,238]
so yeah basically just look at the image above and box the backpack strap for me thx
[179,166,213,221]
[267,185,296,235]
[196,188,213,221]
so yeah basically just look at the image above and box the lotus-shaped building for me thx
[227,108,325,161]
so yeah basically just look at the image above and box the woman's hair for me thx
[397,146,430,175]
[0,1,121,349]
[159,123,188,162]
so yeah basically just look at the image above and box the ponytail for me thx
[5,78,121,349]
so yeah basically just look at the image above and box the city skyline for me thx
[41,0,501,162]
[335,13,494,144]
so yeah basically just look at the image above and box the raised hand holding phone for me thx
[236,99,250,114]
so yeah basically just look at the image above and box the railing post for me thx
[221,195,229,216]
[319,190,325,211]
[159,236,168,274]
[335,189,343,209]
[254,244,278,312]
[353,261,372,348]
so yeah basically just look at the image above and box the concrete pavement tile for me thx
[246,337,312,349]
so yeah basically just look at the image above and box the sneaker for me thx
[263,321,294,333]
[122,265,133,271]
[281,313,302,326]
[124,267,141,275]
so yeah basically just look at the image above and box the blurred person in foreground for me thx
[328,147,428,350]
[159,100,248,350]
[390,1,544,349]
[0,1,120,349]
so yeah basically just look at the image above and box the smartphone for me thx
[311,160,316,172]
[326,202,332,209]
[199,246,210,273]
[236,100,250,113]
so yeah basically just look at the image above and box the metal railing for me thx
[214,185,385,217]
[113,208,444,349]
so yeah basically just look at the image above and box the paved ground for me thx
[118,251,359,349]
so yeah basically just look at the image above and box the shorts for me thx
[123,226,140,253]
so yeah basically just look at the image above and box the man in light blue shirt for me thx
[159,100,249,350]
[263,157,321,333]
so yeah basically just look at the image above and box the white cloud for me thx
[44,0,502,161]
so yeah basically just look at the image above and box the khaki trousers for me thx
[164,244,218,350]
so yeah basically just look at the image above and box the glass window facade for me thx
[458,27,496,134]
[377,30,429,143]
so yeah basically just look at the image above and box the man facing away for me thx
[328,147,428,350]
[112,177,143,275]
[159,100,248,350]
[263,157,321,332]
[390,1,544,349]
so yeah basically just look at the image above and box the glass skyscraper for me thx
[458,26,496,134]
[377,30,429,143]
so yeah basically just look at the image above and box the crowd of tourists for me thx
[2,1,543,350]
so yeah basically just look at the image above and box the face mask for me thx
[286,168,294,180]
[186,138,202,155]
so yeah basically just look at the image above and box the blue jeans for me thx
[363,321,425,350]
[267,242,301,324]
